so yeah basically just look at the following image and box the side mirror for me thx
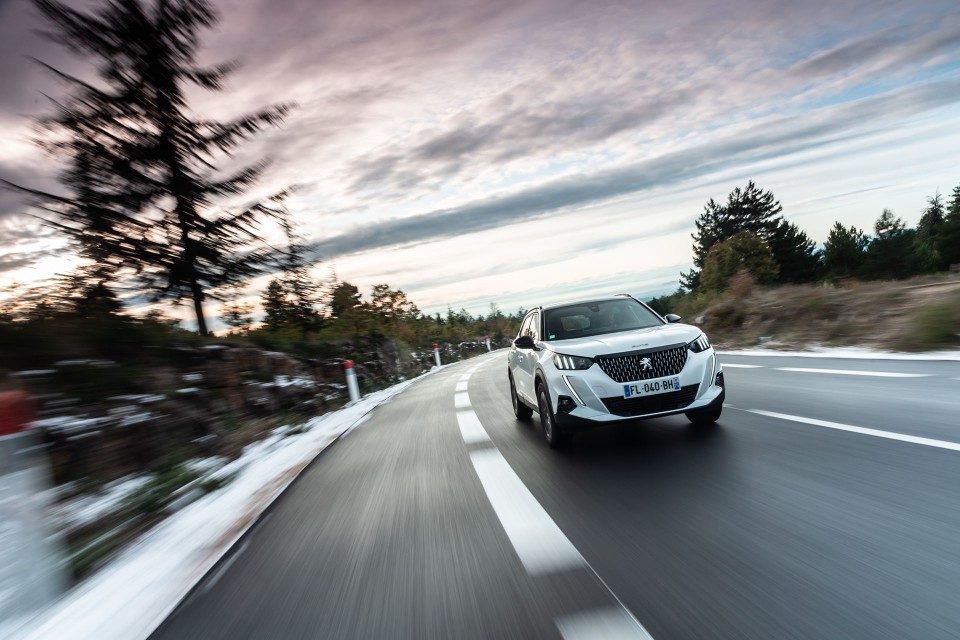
[665,314,682,323]
[513,335,536,350]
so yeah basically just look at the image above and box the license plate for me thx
[623,376,681,398]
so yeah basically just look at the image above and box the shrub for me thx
[908,295,960,348]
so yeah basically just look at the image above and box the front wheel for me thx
[685,403,722,426]
[510,372,533,421]
[538,384,569,448]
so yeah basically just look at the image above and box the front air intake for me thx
[596,344,688,383]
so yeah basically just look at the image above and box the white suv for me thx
[507,294,724,448]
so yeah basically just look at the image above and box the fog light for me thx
[715,372,724,388]
[557,395,577,414]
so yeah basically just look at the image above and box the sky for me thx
[1,0,959,329]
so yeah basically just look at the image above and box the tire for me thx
[537,383,569,448]
[685,403,722,426]
[510,372,533,421]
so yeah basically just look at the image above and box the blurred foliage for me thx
[123,461,200,517]
[251,282,521,362]
[699,232,779,292]
[680,180,960,295]
[904,293,960,349]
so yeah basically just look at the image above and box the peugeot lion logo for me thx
[639,357,653,371]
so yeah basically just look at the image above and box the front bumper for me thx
[549,350,724,427]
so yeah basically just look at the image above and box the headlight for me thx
[553,353,593,370]
[687,334,711,353]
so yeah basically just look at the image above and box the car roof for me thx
[537,294,635,312]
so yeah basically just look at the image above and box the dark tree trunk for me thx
[191,278,208,336]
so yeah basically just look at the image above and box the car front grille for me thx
[601,385,699,417]
[596,344,688,383]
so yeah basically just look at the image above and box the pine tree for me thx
[864,209,936,279]
[261,279,290,329]
[9,0,293,336]
[935,184,960,270]
[823,222,869,279]
[918,191,947,269]
[329,282,363,319]
[918,191,946,243]
[767,219,822,283]
[681,181,820,290]
[274,210,323,335]
[699,232,779,292]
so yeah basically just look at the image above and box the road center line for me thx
[456,409,490,444]
[455,380,469,392]
[455,367,654,639]
[721,363,764,368]
[470,448,585,575]
[454,391,471,409]
[773,367,931,378]
[746,409,960,453]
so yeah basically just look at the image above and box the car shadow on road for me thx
[519,414,728,458]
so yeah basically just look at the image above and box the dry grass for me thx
[686,274,960,351]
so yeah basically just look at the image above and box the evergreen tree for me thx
[918,191,946,243]
[918,191,947,269]
[271,210,322,335]
[767,219,822,283]
[681,181,820,289]
[699,232,779,292]
[261,279,290,329]
[823,222,869,279]
[935,184,960,269]
[9,0,292,336]
[864,209,936,279]
[329,282,363,319]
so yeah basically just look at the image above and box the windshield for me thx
[543,298,663,341]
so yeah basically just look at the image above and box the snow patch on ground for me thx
[47,477,152,536]
[4,375,426,640]
[718,346,960,361]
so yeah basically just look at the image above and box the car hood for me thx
[545,323,702,357]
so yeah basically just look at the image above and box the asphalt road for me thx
[153,350,960,640]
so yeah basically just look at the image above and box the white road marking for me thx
[459,374,472,383]
[454,392,471,409]
[455,380,469,392]
[469,448,585,575]
[456,410,490,444]
[747,409,960,453]
[556,607,655,640]
[456,367,654,639]
[721,363,763,368]
[774,367,931,378]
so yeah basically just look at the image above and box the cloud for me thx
[0,250,47,272]
[314,76,960,259]
[787,18,960,90]
[348,79,693,192]
[3,0,959,314]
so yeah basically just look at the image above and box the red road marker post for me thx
[344,360,360,403]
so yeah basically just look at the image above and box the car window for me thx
[518,313,533,339]
[528,311,540,341]
[544,299,662,340]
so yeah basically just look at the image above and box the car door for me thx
[516,311,540,403]
[510,313,532,396]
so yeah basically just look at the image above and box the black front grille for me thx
[596,344,688,383]
[601,385,699,417]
